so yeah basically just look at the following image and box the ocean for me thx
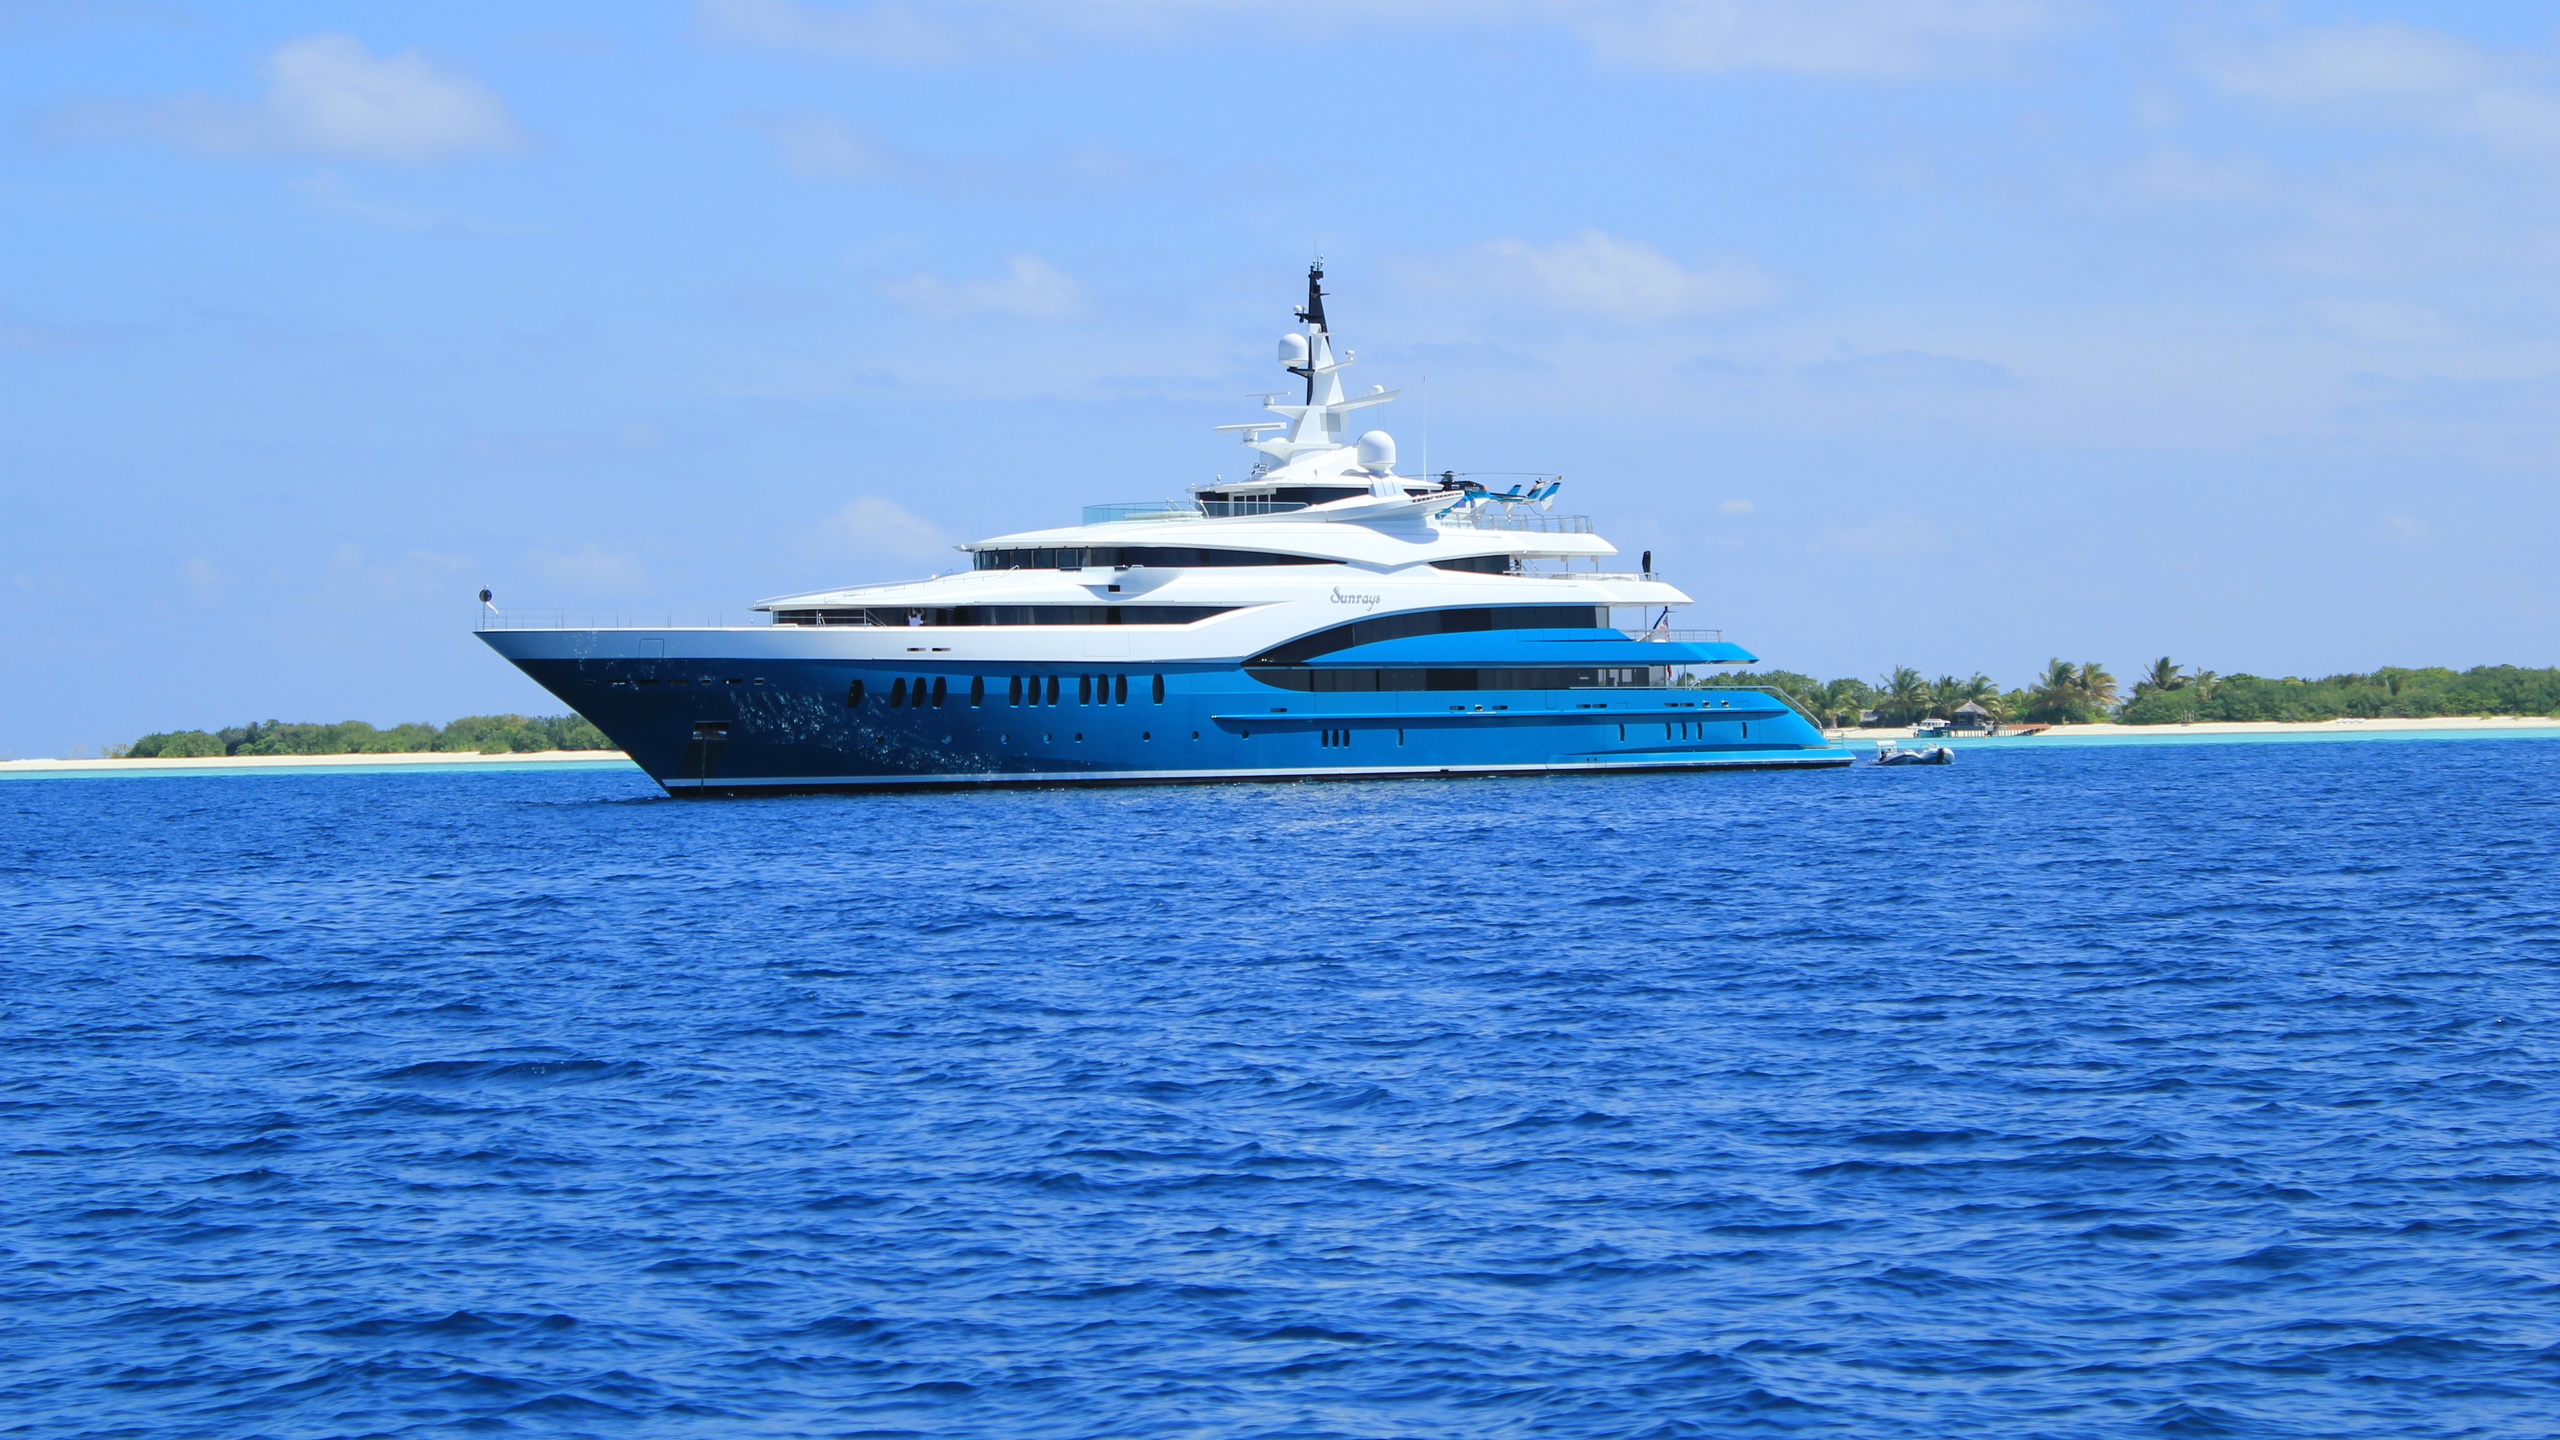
[5,735,2556,1438]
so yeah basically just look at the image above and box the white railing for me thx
[1440,510,1594,533]
[1082,501,1201,524]
[1517,568,1663,582]
[1080,498,1315,524]
[475,610,745,631]
[1622,628,1724,642]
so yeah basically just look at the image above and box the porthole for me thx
[846,678,865,708]
[1152,674,1165,704]
[969,675,985,707]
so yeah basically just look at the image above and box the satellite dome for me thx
[1355,430,1397,473]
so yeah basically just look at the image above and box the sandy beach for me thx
[1833,714,2560,743]
[0,750,635,776]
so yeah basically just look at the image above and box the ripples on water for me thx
[4,739,2557,1438]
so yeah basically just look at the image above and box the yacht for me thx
[477,267,1849,794]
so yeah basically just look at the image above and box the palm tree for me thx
[1879,666,1932,724]
[1949,673,2003,719]
[2081,661,2120,714]
[2028,658,2083,723]
[2136,656,2184,698]
[2188,670,2219,701]
[1927,675,1966,719]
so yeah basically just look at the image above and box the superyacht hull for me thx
[482,630,1848,796]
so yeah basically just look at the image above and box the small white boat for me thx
[1874,740,1954,766]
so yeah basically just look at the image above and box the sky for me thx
[7,0,2560,755]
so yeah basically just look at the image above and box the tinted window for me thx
[1246,665,1670,692]
[971,547,1326,570]
[1248,606,1605,666]
[770,605,1238,627]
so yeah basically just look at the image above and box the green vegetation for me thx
[119,714,612,759]
[1689,657,2560,726]
[2115,665,2560,725]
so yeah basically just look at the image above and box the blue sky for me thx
[7,1,2560,755]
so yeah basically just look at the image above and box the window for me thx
[1152,674,1165,704]
[1246,665,1671,693]
[1008,675,1023,705]
[889,678,907,707]
[931,676,948,707]
[1430,554,1519,575]
[970,546,1328,570]
[1247,606,1605,666]
[770,604,1239,627]
[846,679,864,708]
[969,676,985,707]
[1078,675,1093,704]
[1046,676,1060,704]
[1114,674,1128,704]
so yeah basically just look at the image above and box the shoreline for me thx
[1831,714,2560,745]
[0,749,636,778]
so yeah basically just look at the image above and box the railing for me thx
[1622,628,1723,643]
[1516,567,1664,582]
[1080,499,1323,524]
[474,609,745,631]
[1440,510,1594,533]
[1082,501,1201,525]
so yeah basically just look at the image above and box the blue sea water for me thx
[4,737,2558,1439]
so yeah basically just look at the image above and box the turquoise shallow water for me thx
[4,736,2557,1438]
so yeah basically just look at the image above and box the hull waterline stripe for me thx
[647,753,1851,792]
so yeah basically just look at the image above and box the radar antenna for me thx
[1289,260,1327,404]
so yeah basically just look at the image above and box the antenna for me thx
[1289,260,1328,404]
[1293,259,1328,333]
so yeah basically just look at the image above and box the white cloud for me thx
[58,33,524,164]
[701,0,2058,77]
[756,110,1165,190]
[1461,229,1778,323]
[2205,23,2560,154]
[1577,0,2055,78]
[823,496,949,563]
[2207,23,2492,103]
[881,254,1090,320]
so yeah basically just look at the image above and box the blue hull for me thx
[501,651,1849,795]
